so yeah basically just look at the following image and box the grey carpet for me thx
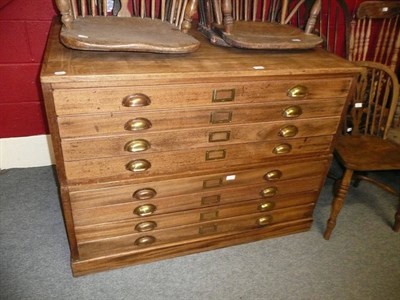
[1,162,399,300]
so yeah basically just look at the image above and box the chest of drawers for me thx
[41,21,360,276]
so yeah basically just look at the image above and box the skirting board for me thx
[0,135,55,170]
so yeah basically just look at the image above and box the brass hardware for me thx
[134,235,156,246]
[263,170,282,181]
[201,195,221,205]
[278,125,298,138]
[212,89,235,102]
[206,149,226,160]
[287,85,308,98]
[200,210,219,221]
[272,143,292,155]
[209,131,231,142]
[135,221,157,232]
[124,139,151,152]
[124,118,152,131]
[260,187,278,198]
[210,111,233,124]
[258,201,276,211]
[257,216,273,226]
[199,224,217,234]
[282,106,302,118]
[133,188,157,200]
[203,178,223,188]
[133,204,156,216]
[122,93,151,107]
[126,159,151,172]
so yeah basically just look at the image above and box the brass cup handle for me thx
[124,139,151,153]
[134,236,156,246]
[278,125,298,138]
[273,143,292,155]
[258,201,276,211]
[257,215,273,226]
[260,187,277,198]
[287,85,308,98]
[263,170,282,181]
[133,188,157,200]
[135,221,157,232]
[122,93,151,107]
[126,159,151,172]
[134,204,157,216]
[282,106,302,118]
[124,118,152,131]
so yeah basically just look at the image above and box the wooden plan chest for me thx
[41,21,360,276]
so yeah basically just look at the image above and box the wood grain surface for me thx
[41,20,360,276]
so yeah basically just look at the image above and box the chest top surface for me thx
[41,20,360,85]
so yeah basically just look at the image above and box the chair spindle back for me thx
[345,61,399,139]
[318,0,351,57]
[55,0,198,32]
[200,0,321,33]
[349,1,400,72]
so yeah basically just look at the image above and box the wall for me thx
[0,0,363,140]
[0,0,368,168]
[0,0,57,138]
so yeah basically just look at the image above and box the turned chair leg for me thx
[394,198,400,232]
[324,168,354,240]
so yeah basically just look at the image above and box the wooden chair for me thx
[198,0,323,49]
[55,0,200,53]
[348,1,400,72]
[324,61,400,240]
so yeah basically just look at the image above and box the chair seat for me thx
[335,135,400,171]
[212,21,323,49]
[60,17,200,53]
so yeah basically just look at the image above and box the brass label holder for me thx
[210,111,233,124]
[201,195,221,205]
[205,149,226,161]
[203,178,223,188]
[212,89,235,102]
[199,224,218,234]
[200,210,219,221]
[209,131,231,142]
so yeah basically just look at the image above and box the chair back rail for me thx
[316,0,351,57]
[346,61,399,139]
[233,0,321,24]
[349,1,400,72]
[202,0,321,33]
[55,0,197,31]
[200,0,349,55]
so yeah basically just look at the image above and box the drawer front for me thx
[61,117,340,161]
[64,136,333,183]
[72,176,322,227]
[75,194,316,241]
[53,79,352,115]
[70,158,329,209]
[76,204,314,259]
[58,100,345,138]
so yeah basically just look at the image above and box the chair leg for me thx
[394,199,400,232]
[324,168,354,240]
